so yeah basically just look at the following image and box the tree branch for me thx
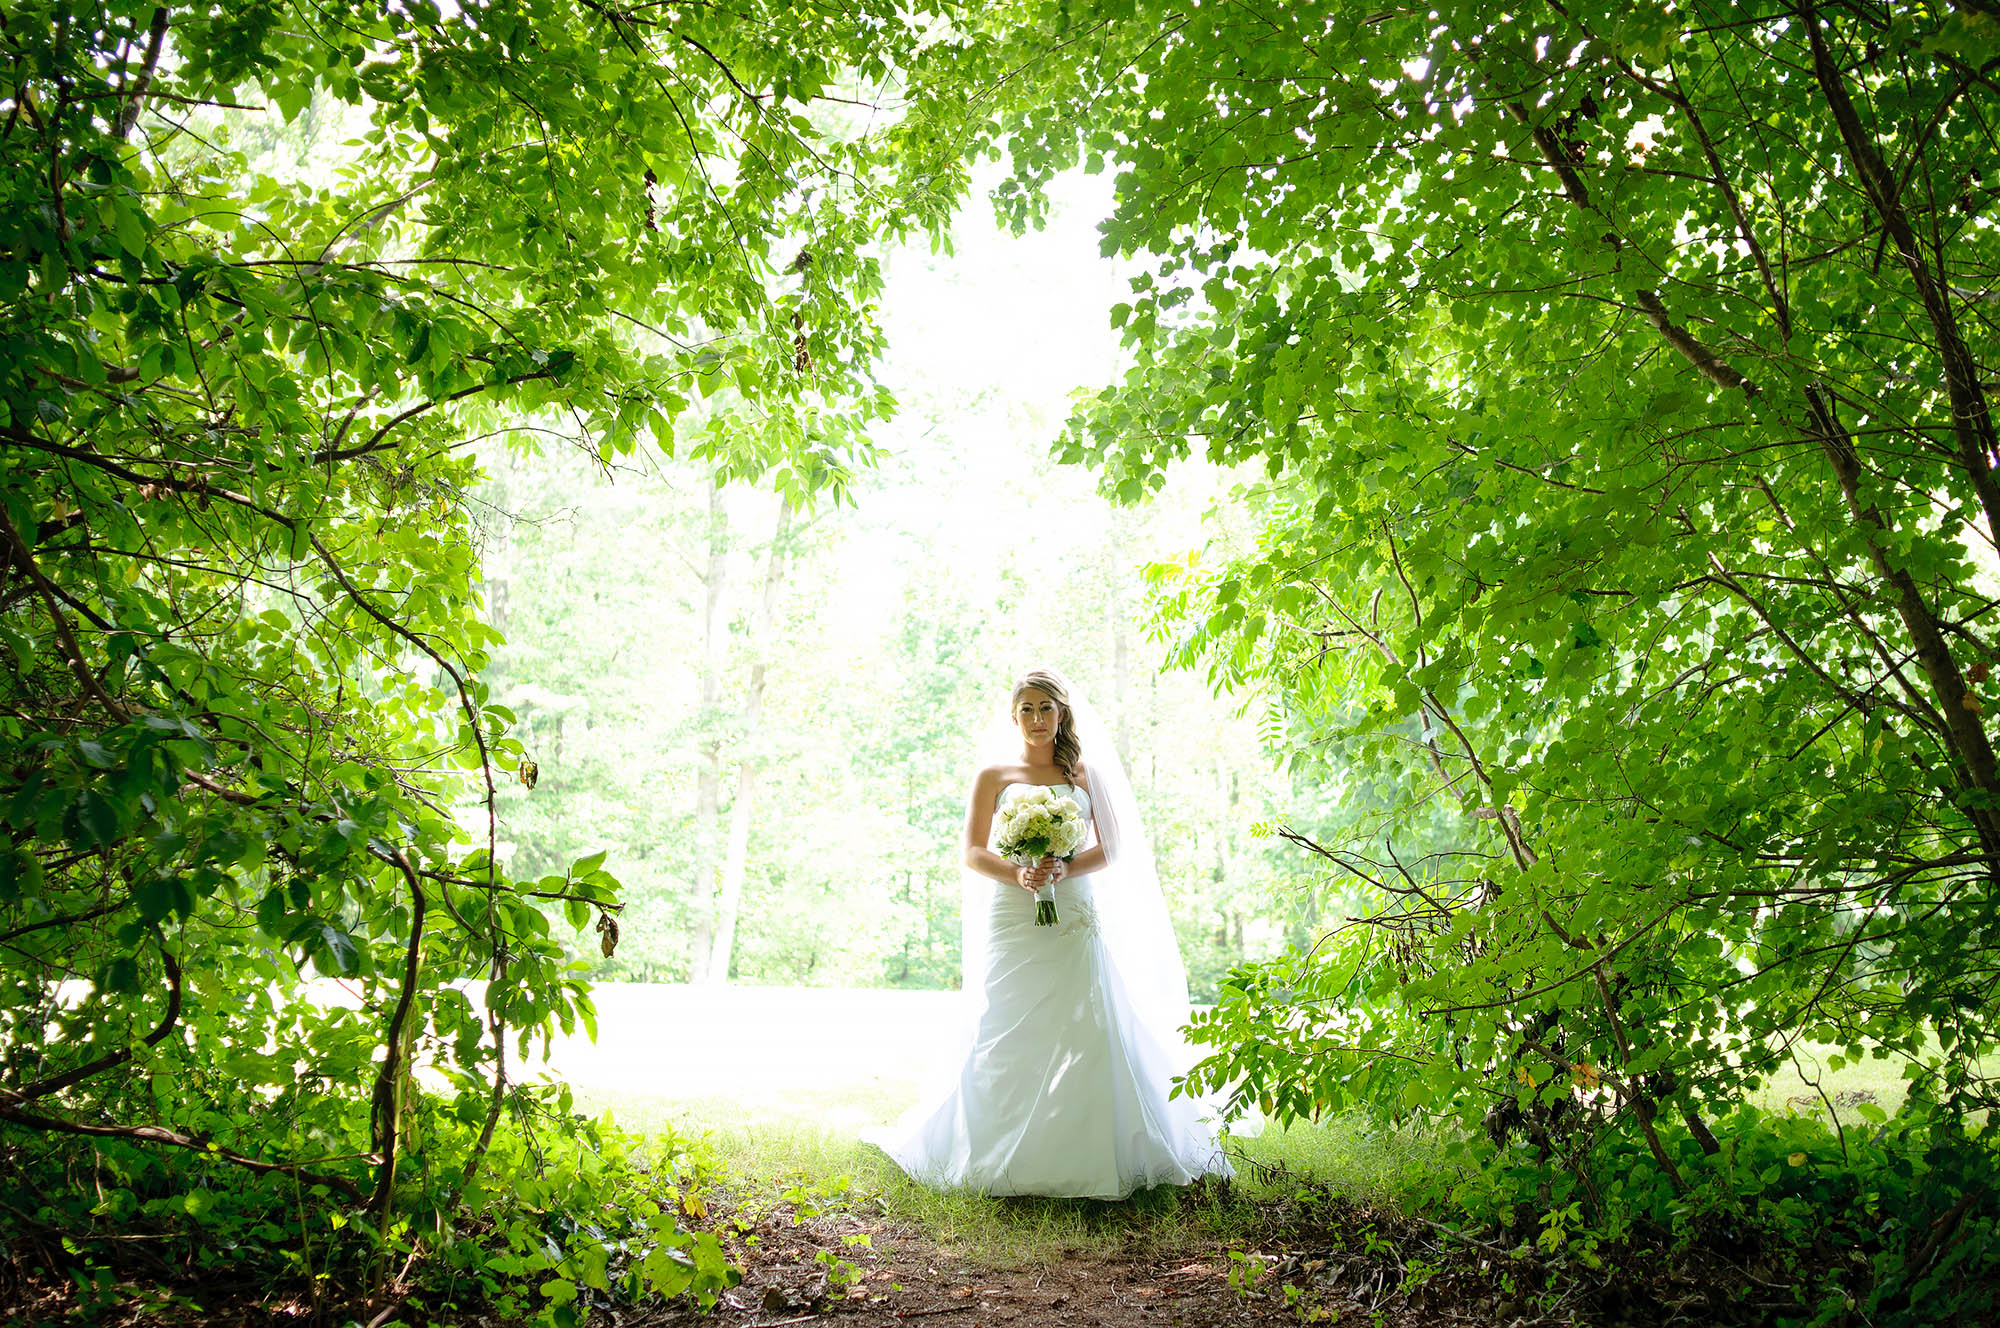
[0,1099,365,1201]
[1802,384,2000,871]
[1631,289,1758,396]
[315,368,560,465]
[0,898,127,945]
[678,32,766,105]
[368,850,426,1219]
[0,502,129,720]
[112,8,169,142]
[1801,4,2000,550]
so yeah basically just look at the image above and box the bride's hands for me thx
[1015,856,1067,893]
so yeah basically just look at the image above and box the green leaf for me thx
[111,196,147,256]
[0,849,44,902]
[256,887,288,936]
[101,954,141,994]
[75,789,124,847]
[134,874,194,923]
[316,924,361,976]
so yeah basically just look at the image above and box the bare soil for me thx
[618,1183,1695,1328]
[647,1196,1319,1328]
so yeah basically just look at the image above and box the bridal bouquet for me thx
[994,787,1088,926]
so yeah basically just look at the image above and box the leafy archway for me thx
[7,0,2000,1323]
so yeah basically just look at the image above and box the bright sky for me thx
[877,167,1128,424]
[820,167,1158,657]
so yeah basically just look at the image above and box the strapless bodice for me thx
[997,781,1091,815]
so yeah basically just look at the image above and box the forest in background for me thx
[473,180,1343,994]
[477,444,1336,997]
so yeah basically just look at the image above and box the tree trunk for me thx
[707,762,758,984]
[1805,387,2000,868]
[687,484,729,983]
[1802,12,2000,555]
[707,498,793,983]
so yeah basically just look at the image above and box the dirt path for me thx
[0,1193,1512,1328]
[623,1187,1536,1328]
[517,987,1466,1326]
[646,1210,1331,1328]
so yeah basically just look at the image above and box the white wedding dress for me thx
[864,781,1232,1199]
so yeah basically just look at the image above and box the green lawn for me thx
[1746,1041,1923,1117]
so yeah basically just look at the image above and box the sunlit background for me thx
[473,166,1338,1002]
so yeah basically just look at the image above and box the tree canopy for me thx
[943,0,2000,1311]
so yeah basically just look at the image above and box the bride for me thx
[864,669,1235,1198]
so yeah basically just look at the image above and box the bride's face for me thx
[1013,689,1062,749]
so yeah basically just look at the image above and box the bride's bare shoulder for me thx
[972,762,1028,789]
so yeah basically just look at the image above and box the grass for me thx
[548,985,1978,1272]
[570,1048,1954,1271]
[571,1079,1453,1269]
[1747,1040,1924,1117]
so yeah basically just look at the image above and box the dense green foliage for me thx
[11,0,2000,1320]
[0,0,960,1316]
[940,0,2000,1318]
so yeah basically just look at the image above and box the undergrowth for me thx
[10,1074,1995,1327]
[1345,1102,2000,1327]
[1,1079,738,1328]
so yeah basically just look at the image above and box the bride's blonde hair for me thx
[1012,670,1082,784]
